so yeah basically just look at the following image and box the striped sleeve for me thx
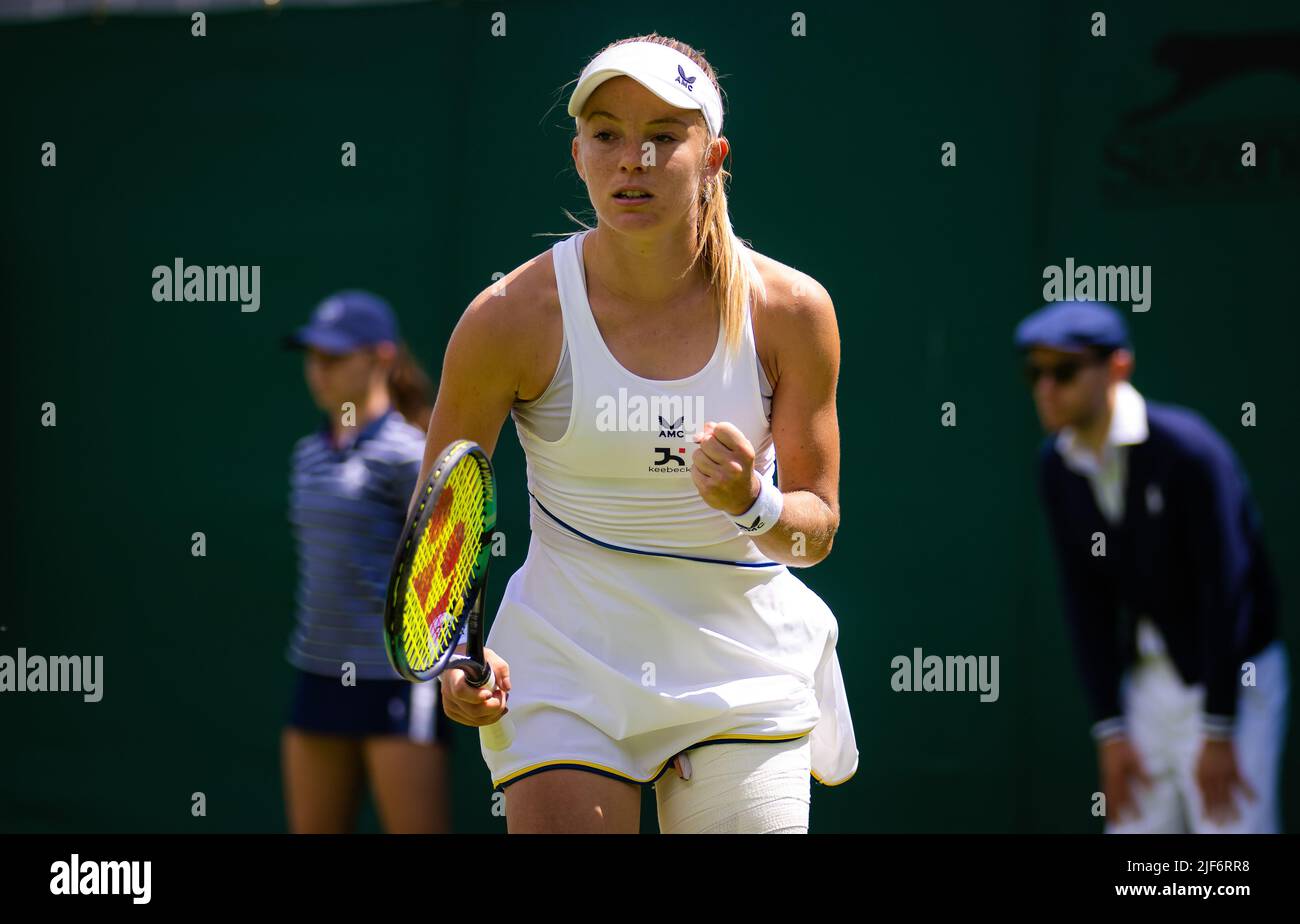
[373,417,427,513]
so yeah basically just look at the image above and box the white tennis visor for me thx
[566,40,724,137]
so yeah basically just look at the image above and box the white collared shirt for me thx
[1055,380,1149,524]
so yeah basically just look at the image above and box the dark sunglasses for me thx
[1023,356,1104,386]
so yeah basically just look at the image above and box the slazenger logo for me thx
[594,388,704,433]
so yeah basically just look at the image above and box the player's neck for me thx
[585,223,708,308]
[1074,387,1116,458]
[330,391,392,447]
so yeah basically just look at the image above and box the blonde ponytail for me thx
[692,143,767,364]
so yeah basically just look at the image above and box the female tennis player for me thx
[417,34,858,833]
[280,289,454,833]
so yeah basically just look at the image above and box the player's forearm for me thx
[749,489,839,567]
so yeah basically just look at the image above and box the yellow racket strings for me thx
[401,459,486,672]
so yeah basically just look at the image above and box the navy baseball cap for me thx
[1013,301,1130,354]
[283,290,398,353]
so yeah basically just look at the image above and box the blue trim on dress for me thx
[528,491,783,569]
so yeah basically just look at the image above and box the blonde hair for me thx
[564,33,767,364]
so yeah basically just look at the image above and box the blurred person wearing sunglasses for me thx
[1014,300,1286,833]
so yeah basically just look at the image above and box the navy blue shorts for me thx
[287,669,453,744]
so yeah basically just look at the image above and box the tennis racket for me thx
[384,438,514,751]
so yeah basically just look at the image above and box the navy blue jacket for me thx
[1038,399,1278,734]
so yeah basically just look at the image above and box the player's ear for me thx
[571,134,584,181]
[709,135,729,172]
[1109,348,1134,382]
[374,341,398,366]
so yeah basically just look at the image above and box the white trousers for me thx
[1106,633,1289,834]
[654,737,812,834]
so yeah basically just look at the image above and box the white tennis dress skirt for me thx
[480,520,859,791]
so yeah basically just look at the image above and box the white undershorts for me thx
[653,736,812,834]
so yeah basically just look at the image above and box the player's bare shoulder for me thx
[746,250,839,390]
[460,245,564,404]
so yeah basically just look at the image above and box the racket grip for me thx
[465,660,515,751]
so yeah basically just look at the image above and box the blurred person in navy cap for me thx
[280,290,451,833]
[1015,301,1286,833]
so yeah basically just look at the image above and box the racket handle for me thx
[458,659,515,751]
[456,655,497,690]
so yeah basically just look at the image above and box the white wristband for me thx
[732,477,783,536]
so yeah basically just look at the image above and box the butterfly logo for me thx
[658,415,685,438]
[675,65,696,93]
[739,515,765,533]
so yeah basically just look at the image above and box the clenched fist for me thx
[690,420,760,516]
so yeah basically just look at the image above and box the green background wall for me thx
[2,0,1296,833]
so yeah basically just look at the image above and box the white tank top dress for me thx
[481,229,858,791]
